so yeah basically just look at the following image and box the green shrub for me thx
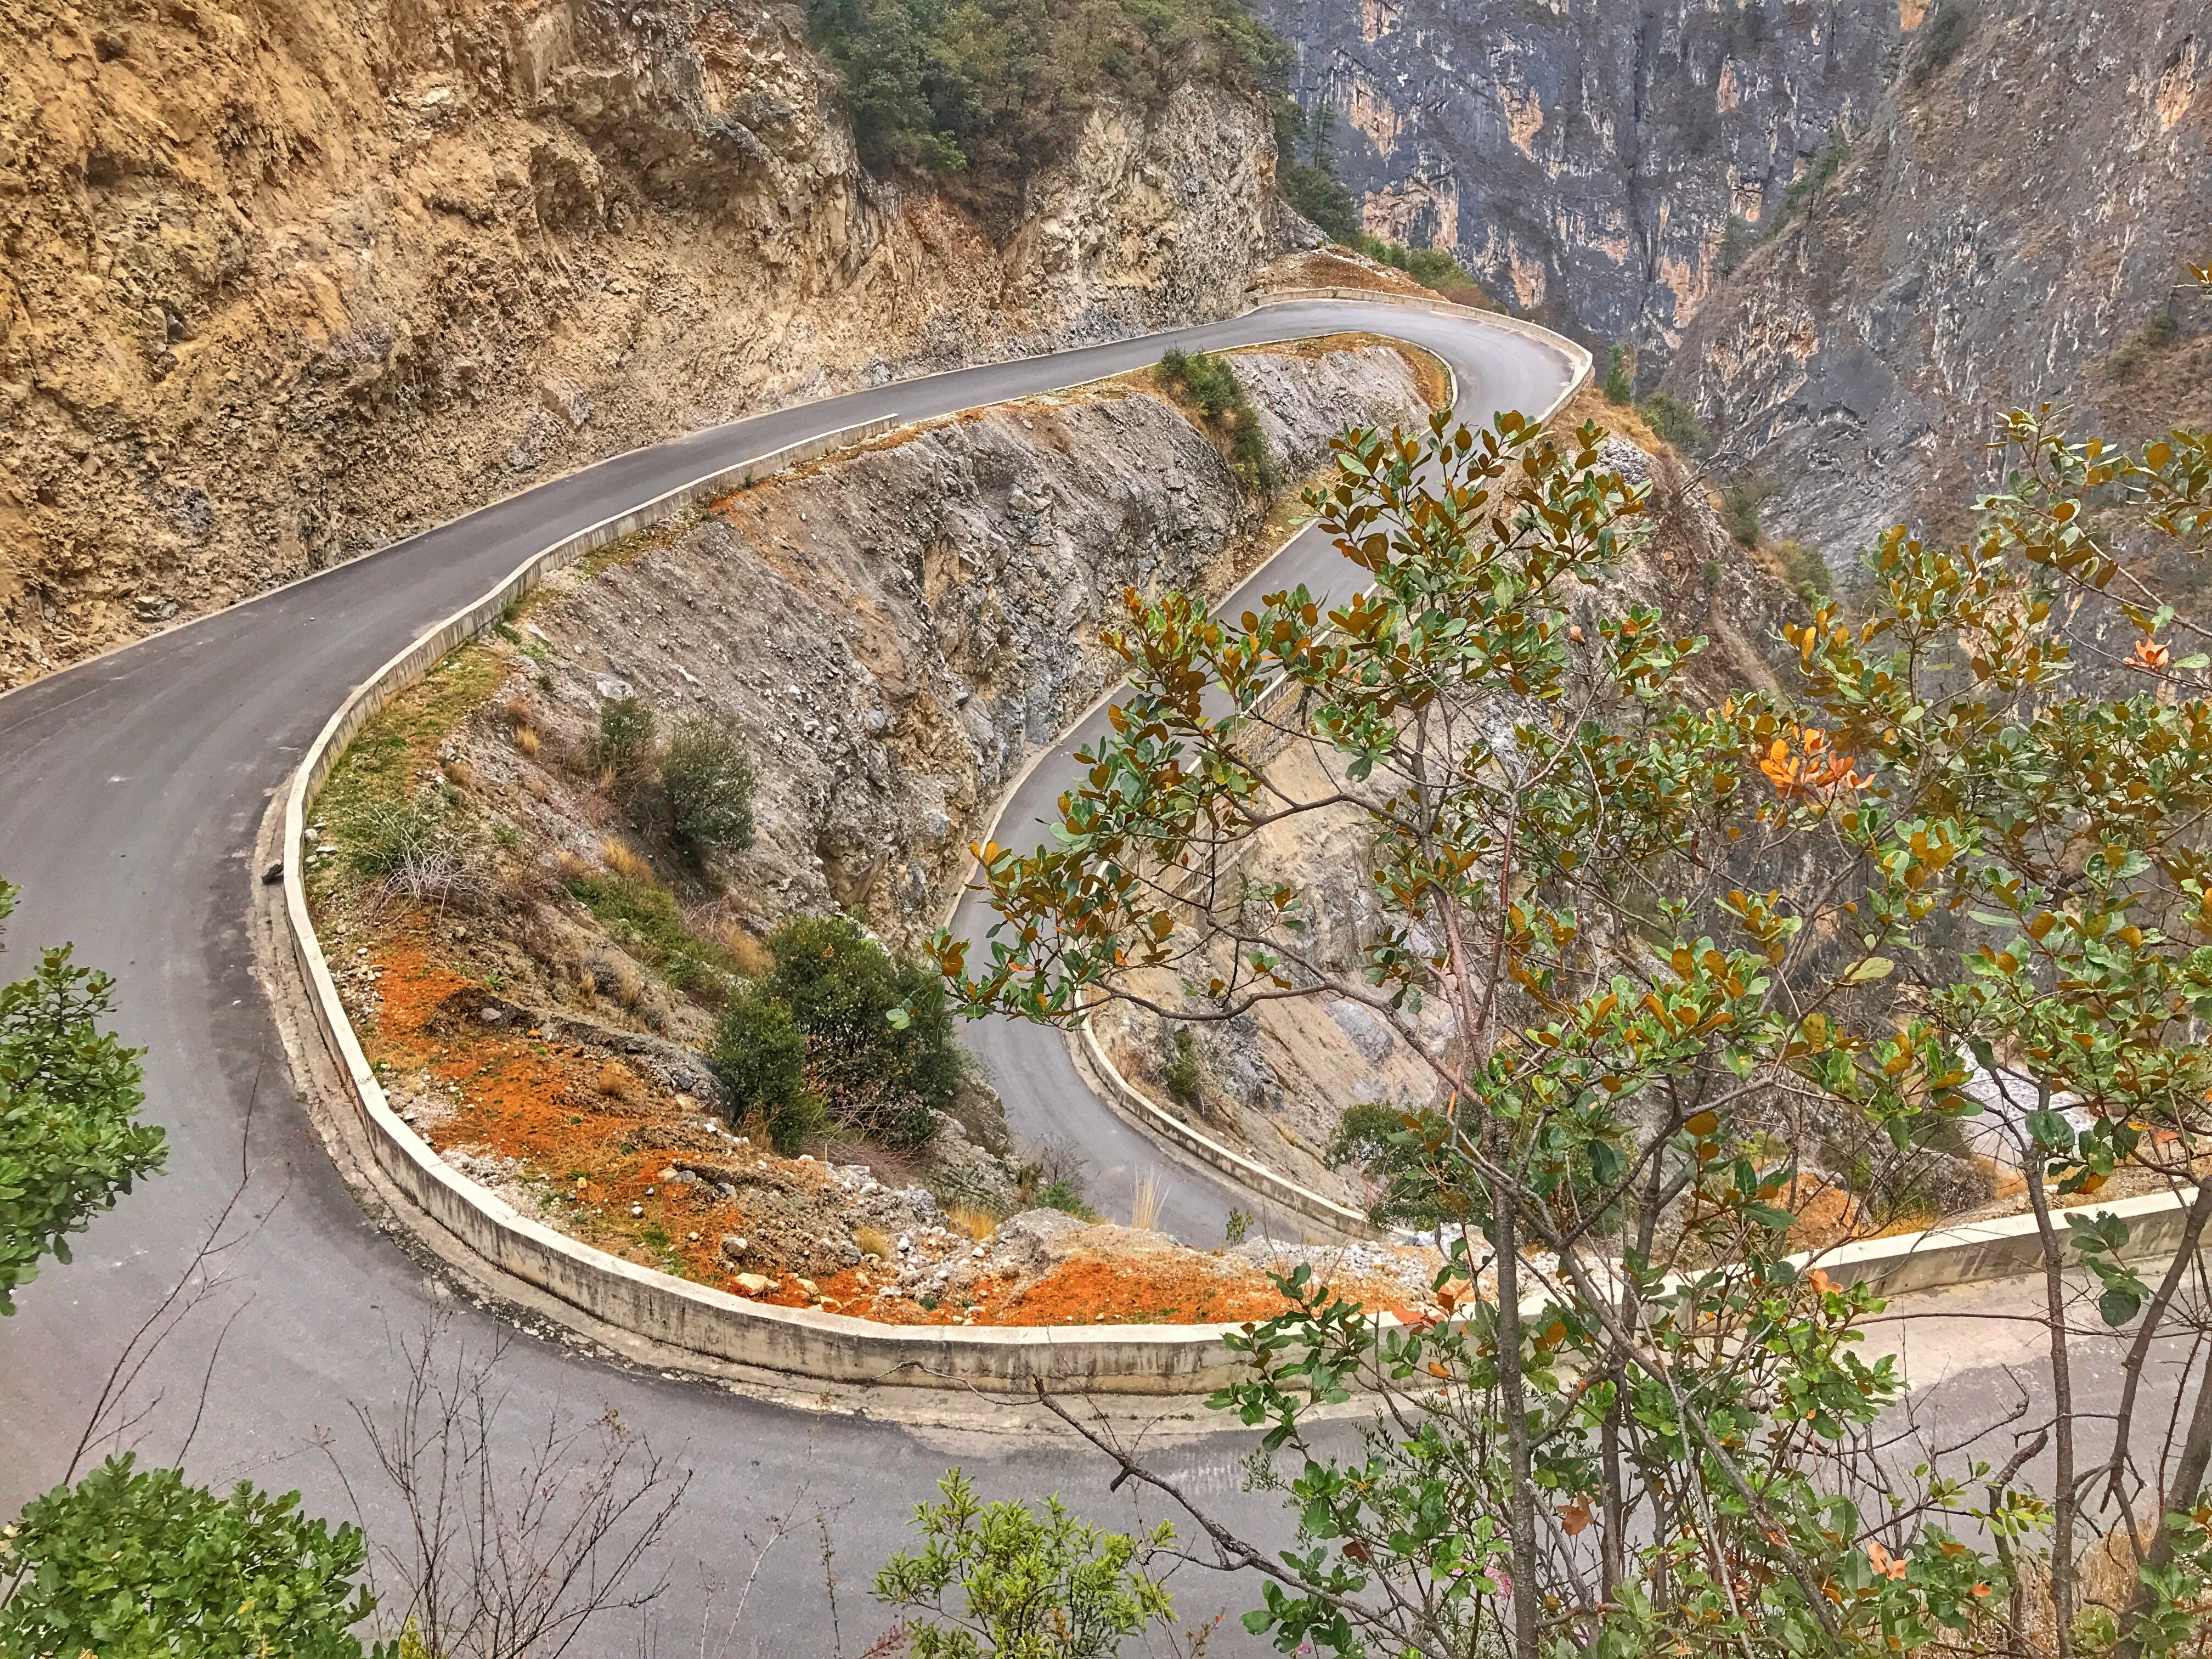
[1161,1025,1202,1111]
[336,797,443,879]
[807,0,1289,207]
[1034,1178,1098,1220]
[1272,98,1359,244]
[1602,343,1633,404]
[1769,537,1833,603]
[1637,393,1713,455]
[769,914,963,1147]
[661,713,757,855]
[708,981,825,1153]
[564,872,744,1002]
[1714,214,1756,276]
[1156,349,1278,492]
[873,1469,1175,1656]
[0,881,161,1316]
[1768,127,1851,233]
[0,1455,385,1659]
[1720,473,1783,546]
[591,696,655,780]
[1359,234,1475,296]
[1325,1101,1446,1231]
[1908,1,1973,87]
[709,915,964,1150]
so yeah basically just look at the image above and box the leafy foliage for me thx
[1770,127,1852,234]
[590,696,656,782]
[1358,234,1475,296]
[1160,1026,1202,1111]
[806,0,1289,210]
[659,713,758,855]
[711,915,963,1151]
[932,259,2212,1654]
[565,872,748,1005]
[1720,473,1782,545]
[1602,344,1633,405]
[0,1454,386,1659]
[1635,391,1712,456]
[872,1468,1175,1658]
[0,882,160,1316]
[1270,98,1358,245]
[1155,349,1278,493]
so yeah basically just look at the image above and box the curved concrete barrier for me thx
[275,294,2196,1395]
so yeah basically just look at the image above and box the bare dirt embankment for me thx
[306,340,1455,1325]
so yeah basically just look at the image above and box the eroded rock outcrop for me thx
[0,0,1294,685]
[1259,0,1898,347]
[1661,1,2212,579]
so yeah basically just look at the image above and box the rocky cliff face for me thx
[1256,0,1898,351]
[453,343,1430,968]
[1662,1,2212,578]
[0,0,1291,686]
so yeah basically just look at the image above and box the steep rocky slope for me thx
[1257,0,1898,349]
[304,341,1432,1298]
[1662,1,2212,578]
[0,0,1298,687]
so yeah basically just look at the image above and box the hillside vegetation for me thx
[808,0,1289,209]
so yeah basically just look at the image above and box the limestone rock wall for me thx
[1661,1,2212,579]
[0,0,1293,686]
[1256,0,1900,350]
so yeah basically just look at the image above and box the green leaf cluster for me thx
[0,882,161,1316]
[806,0,1289,211]
[709,915,964,1152]
[0,1454,387,1659]
[872,1468,1175,1658]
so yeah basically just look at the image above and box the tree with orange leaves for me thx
[931,265,2212,1659]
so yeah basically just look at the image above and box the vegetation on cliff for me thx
[806,0,1289,205]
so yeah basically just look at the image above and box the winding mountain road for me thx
[0,296,1570,1647]
[5,299,2112,1651]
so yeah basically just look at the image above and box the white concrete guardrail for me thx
[276,295,2202,1394]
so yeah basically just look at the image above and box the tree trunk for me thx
[2113,1298,2212,1659]
[2024,1085,2078,1658]
[1493,1178,1544,1659]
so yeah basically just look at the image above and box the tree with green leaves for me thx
[0,1455,388,1659]
[0,880,161,1316]
[935,264,2212,1656]
[873,1468,1176,1658]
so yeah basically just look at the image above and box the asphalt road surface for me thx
[0,300,2147,1654]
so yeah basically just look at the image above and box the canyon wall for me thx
[1663,1,2212,575]
[1257,0,1898,349]
[0,0,1296,686]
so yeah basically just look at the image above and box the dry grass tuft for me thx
[556,848,592,880]
[714,924,776,979]
[947,1206,998,1243]
[515,726,541,758]
[442,759,476,791]
[1130,1170,1164,1233]
[602,838,654,883]
[855,1224,892,1261]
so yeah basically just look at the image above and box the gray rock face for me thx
[1661,0,2212,583]
[507,347,1430,940]
[1257,0,1899,351]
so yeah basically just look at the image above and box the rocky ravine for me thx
[1662,0,2212,580]
[0,0,1304,688]
[1259,0,1899,351]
